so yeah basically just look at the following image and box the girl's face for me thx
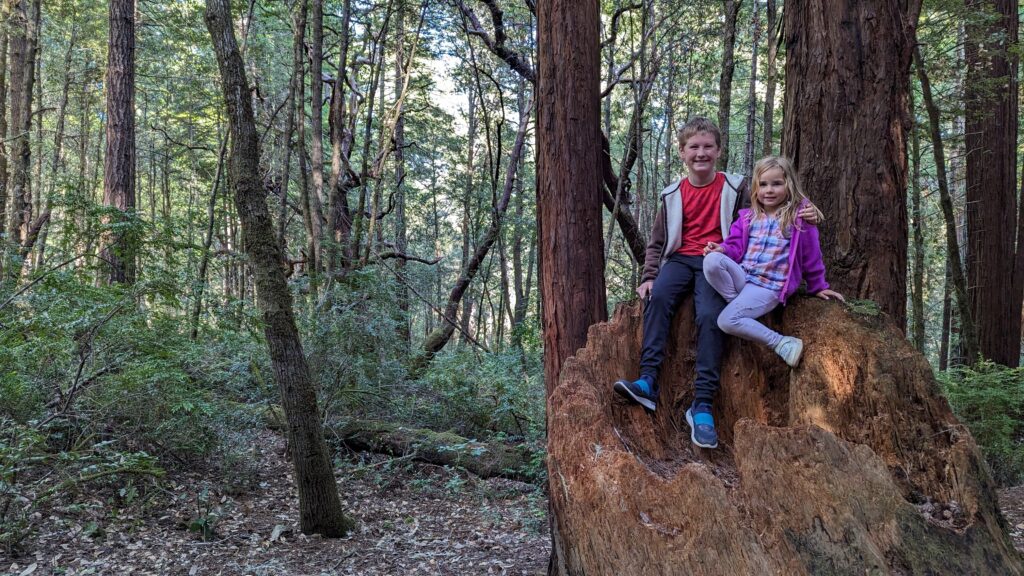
[756,166,789,213]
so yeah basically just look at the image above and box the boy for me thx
[613,117,816,449]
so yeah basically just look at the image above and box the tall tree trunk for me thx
[191,136,228,340]
[101,0,137,285]
[761,0,778,156]
[35,25,77,269]
[743,0,759,177]
[717,0,740,172]
[909,93,925,353]
[327,0,352,273]
[940,259,952,370]
[277,0,306,251]
[204,0,354,537]
[5,0,29,266]
[0,27,8,230]
[914,42,976,364]
[782,0,921,327]
[394,0,410,344]
[964,0,1021,366]
[309,0,326,275]
[419,102,531,359]
[536,1,606,574]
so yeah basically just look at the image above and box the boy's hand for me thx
[798,204,820,224]
[816,289,845,302]
[637,280,653,300]
[702,242,724,255]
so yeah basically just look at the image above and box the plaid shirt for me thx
[741,215,790,291]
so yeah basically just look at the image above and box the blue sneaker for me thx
[685,402,718,449]
[613,376,657,411]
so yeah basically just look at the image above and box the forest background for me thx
[2,0,1024,569]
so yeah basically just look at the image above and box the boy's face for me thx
[679,131,721,180]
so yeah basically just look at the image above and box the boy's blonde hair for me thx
[676,117,722,149]
[750,156,823,237]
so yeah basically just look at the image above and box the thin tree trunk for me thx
[204,0,354,537]
[717,0,741,172]
[915,45,979,362]
[909,92,925,353]
[743,0,759,177]
[762,0,778,156]
[940,260,952,370]
[35,26,77,269]
[191,136,228,340]
[277,0,306,251]
[309,0,326,274]
[101,0,136,285]
[327,0,353,273]
[0,27,8,231]
[420,99,531,359]
[394,0,410,344]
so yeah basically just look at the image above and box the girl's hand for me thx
[637,280,654,300]
[816,289,845,302]
[798,204,820,224]
[703,242,724,255]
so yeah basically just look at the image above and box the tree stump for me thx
[548,297,1022,575]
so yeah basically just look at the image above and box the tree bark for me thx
[327,0,353,272]
[204,0,354,537]
[101,0,136,285]
[4,0,31,280]
[548,299,1023,574]
[964,0,1021,366]
[536,1,606,573]
[915,45,979,363]
[782,0,920,327]
[717,0,741,172]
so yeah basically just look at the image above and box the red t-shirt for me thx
[676,173,725,256]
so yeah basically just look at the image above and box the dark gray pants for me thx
[639,253,726,405]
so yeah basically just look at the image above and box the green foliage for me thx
[411,348,544,440]
[0,418,163,554]
[939,361,1024,485]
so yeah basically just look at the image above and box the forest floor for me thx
[2,430,550,576]
[7,430,1024,576]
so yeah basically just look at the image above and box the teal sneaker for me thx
[613,376,657,411]
[685,402,718,449]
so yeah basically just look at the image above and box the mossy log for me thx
[256,406,539,483]
[548,297,1022,575]
[332,420,540,483]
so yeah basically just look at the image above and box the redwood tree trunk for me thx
[782,0,920,327]
[204,0,354,537]
[101,0,136,284]
[964,0,1021,366]
[536,0,606,573]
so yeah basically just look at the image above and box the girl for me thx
[702,156,843,367]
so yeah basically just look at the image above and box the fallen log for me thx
[331,420,541,484]
[548,297,1022,575]
[257,405,540,483]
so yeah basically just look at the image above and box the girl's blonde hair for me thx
[749,156,824,236]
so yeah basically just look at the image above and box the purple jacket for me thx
[718,206,829,304]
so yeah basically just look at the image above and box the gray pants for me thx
[703,252,784,348]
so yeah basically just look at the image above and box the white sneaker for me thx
[774,336,804,367]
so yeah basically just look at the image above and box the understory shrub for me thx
[940,361,1024,485]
